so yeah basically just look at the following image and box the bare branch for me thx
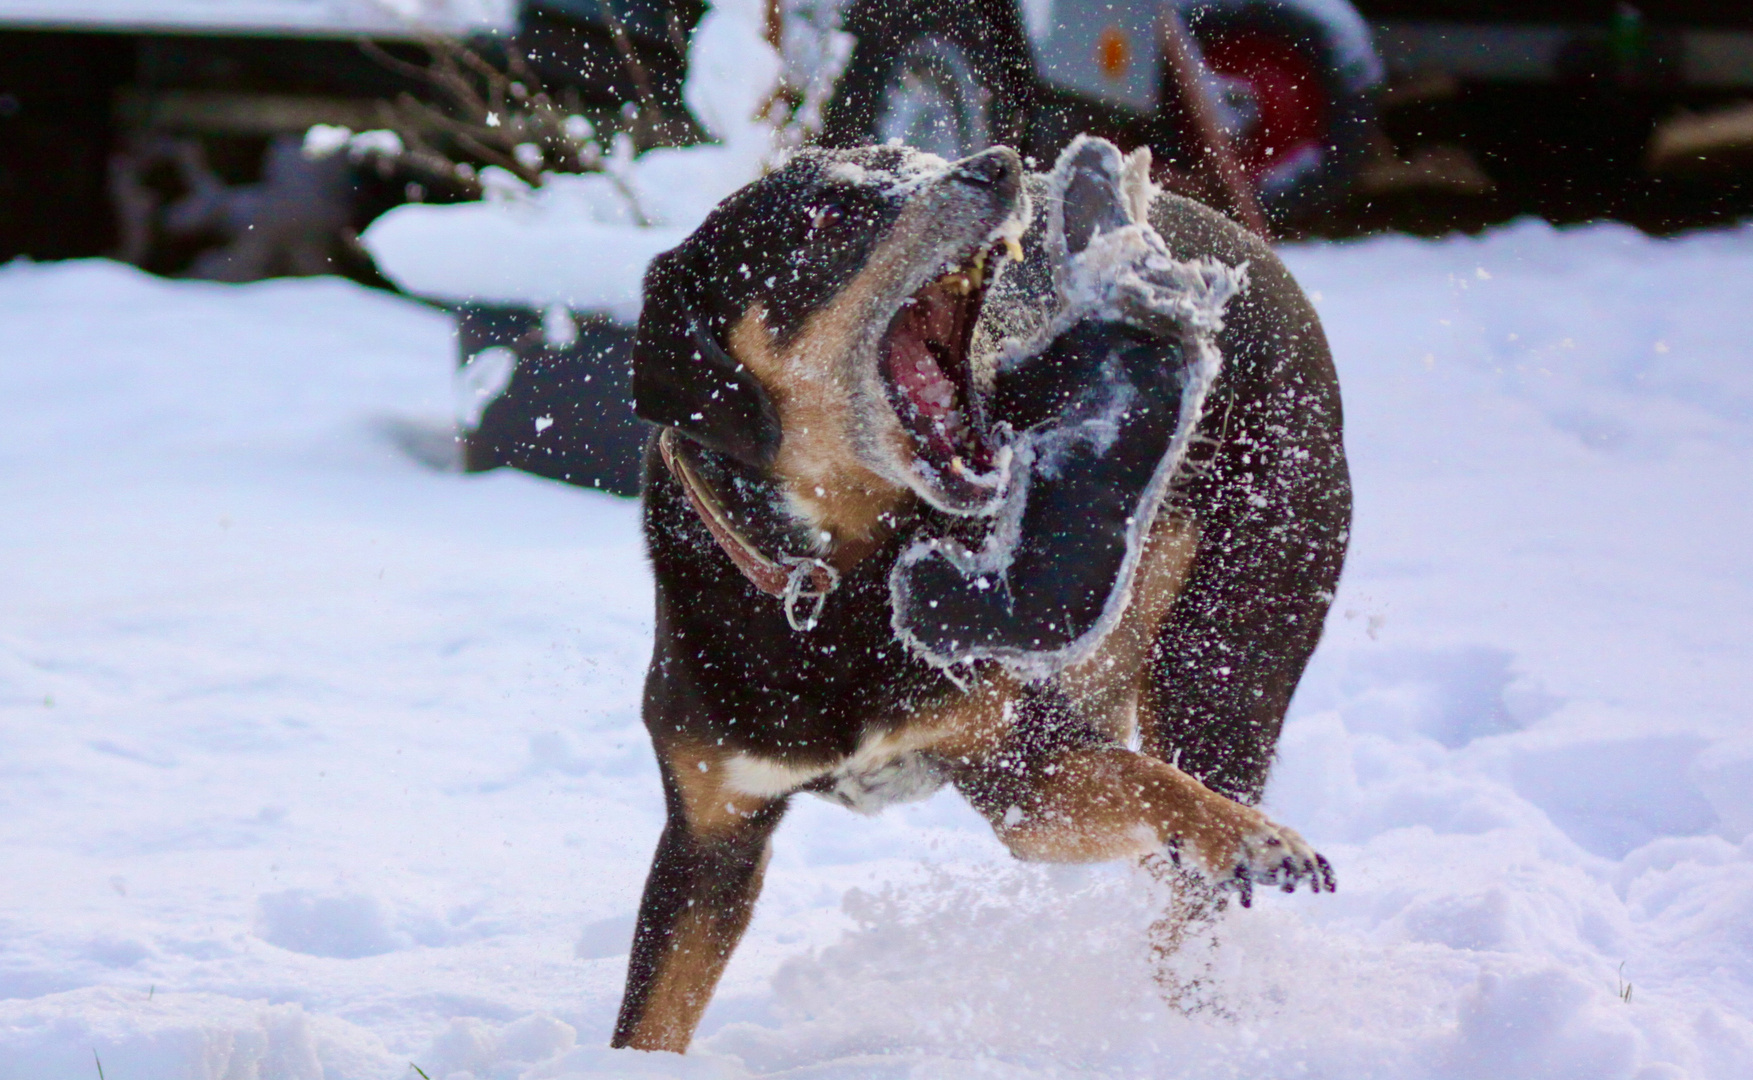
[353,24,664,224]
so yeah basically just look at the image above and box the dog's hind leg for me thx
[1135,190,1351,805]
[612,746,786,1053]
[1137,476,1346,804]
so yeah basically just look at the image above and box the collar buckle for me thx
[779,556,839,632]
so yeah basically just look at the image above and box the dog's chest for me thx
[723,737,949,816]
[814,750,947,815]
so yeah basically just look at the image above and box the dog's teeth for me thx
[950,455,967,476]
[1003,236,1023,262]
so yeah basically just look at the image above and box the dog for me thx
[613,139,1350,1052]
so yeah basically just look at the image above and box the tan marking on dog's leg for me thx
[665,742,776,836]
[618,904,723,1051]
[899,671,1026,761]
[978,745,1300,880]
[616,838,775,1052]
[615,743,784,1053]
[1058,514,1200,742]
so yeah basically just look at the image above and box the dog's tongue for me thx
[890,338,957,419]
[890,282,978,453]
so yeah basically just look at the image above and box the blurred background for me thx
[4,0,1751,278]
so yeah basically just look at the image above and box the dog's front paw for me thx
[1227,818,1335,908]
[1170,809,1335,908]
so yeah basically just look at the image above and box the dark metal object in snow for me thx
[454,303,649,497]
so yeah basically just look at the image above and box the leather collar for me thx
[658,429,877,630]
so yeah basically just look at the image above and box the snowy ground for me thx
[3,218,1753,1079]
[0,1,512,37]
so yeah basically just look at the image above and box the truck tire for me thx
[820,0,1033,159]
[1177,0,1381,221]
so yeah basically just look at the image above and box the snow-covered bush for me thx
[360,0,832,318]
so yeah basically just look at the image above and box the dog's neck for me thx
[658,430,891,598]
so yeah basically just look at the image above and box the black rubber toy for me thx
[890,136,1244,677]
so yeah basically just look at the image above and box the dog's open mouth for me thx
[880,239,1020,513]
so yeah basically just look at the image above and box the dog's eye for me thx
[809,205,845,231]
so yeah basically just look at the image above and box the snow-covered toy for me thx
[892,136,1245,677]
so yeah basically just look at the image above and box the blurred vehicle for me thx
[813,0,1384,225]
[6,1,1750,282]
[806,0,1753,230]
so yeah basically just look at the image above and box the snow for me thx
[4,217,1753,1078]
[362,0,785,315]
[0,1,513,37]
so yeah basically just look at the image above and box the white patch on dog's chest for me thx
[721,753,827,798]
[721,730,951,814]
[814,751,947,815]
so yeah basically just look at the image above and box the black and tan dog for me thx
[614,140,1349,1052]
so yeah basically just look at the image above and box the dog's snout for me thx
[949,147,1022,195]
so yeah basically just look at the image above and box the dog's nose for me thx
[949,147,1023,193]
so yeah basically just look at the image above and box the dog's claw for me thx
[1204,815,1334,902]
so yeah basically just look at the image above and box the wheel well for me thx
[838,0,1035,100]
[821,0,1036,152]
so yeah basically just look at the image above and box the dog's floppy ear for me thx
[632,252,782,469]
